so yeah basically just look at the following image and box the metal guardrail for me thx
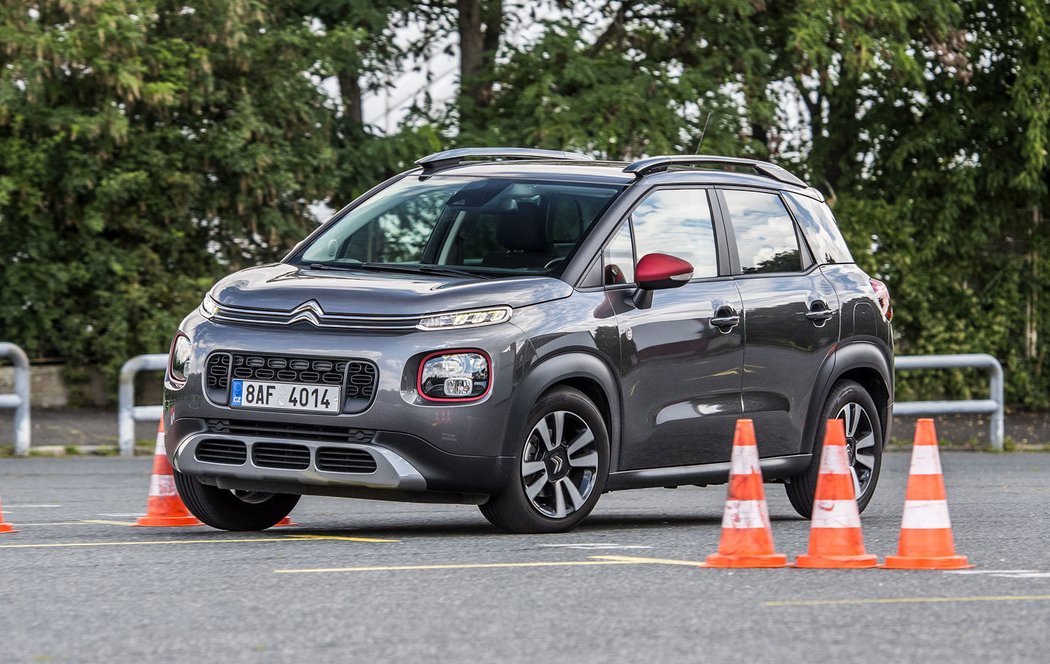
[118,353,167,457]
[0,342,31,456]
[895,353,1004,451]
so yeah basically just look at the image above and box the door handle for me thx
[711,306,740,328]
[806,300,834,322]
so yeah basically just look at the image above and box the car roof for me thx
[411,159,822,201]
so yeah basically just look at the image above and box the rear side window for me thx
[630,189,719,278]
[722,189,802,274]
[783,192,854,264]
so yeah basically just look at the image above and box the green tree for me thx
[0,1,339,385]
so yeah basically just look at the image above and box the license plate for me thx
[230,380,341,414]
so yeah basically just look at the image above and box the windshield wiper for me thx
[359,263,491,280]
[305,262,359,271]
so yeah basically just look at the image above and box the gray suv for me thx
[164,148,894,533]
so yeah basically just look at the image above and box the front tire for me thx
[479,387,610,534]
[785,379,884,518]
[173,469,300,531]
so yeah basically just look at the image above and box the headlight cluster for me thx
[417,350,490,402]
[417,307,511,330]
[168,332,192,386]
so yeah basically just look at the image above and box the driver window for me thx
[631,189,718,278]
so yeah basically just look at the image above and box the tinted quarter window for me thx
[783,192,854,264]
[602,221,635,285]
[630,189,718,278]
[723,189,802,274]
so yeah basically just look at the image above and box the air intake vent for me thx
[195,440,247,465]
[252,443,310,470]
[316,447,378,474]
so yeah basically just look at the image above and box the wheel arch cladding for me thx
[502,352,622,469]
[803,342,893,455]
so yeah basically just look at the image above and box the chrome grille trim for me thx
[212,302,421,331]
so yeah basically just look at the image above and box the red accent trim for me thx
[416,349,492,403]
[635,252,694,285]
[167,332,190,387]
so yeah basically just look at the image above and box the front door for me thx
[604,188,745,470]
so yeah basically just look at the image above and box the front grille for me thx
[205,352,378,412]
[195,440,247,465]
[251,443,310,470]
[316,447,378,474]
[206,419,375,444]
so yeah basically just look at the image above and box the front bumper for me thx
[166,415,514,499]
[164,309,530,499]
[172,431,428,492]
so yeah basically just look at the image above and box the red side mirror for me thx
[635,253,694,291]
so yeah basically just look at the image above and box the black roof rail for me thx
[416,147,594,173]
[623,155,807,188]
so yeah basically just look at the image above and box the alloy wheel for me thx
[520,411,599,519]
[836,402,877,500]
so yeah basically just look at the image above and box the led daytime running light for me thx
[199,294,220,319]
[417,306,511,330]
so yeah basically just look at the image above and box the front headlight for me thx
[417,350,490,401]
[199,294,220,319]
[417,306,511,330]
[168,332,191,386]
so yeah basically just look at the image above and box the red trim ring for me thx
[416,348,492,403]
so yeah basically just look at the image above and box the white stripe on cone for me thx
[730,444,761,476]
[149,474,177,497]
[900,499,952,529]
[819,443,851,475]
[153,434,164,455]
[810,499,862,529]
[908,445,943,476]
[721,499,770,530]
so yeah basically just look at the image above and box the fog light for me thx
[443,377,473,397]
[418,350,490,402]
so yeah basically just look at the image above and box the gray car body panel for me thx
[165,160,893,503]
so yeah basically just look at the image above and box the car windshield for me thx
[294,176,623,278]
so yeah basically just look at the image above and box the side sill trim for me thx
[605,454,812,491]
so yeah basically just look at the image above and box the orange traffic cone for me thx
[706,419,787,568]
[795,419,877,568]
[135,420,202,527]
[883,419,971,570]
[0,492,16,534]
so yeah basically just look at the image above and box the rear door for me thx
[603,187,745,469]
[717,188,840,457]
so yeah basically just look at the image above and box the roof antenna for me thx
[695,111,713,154]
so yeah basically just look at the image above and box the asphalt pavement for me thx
[1,450,1048,663]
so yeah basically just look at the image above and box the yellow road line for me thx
[284,534,399,543]
[763,595,1050,608]
[0,534,398,550]
[275,554,708,574]
[590,554,706,567]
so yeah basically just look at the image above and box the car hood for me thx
[210,264,573,315]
